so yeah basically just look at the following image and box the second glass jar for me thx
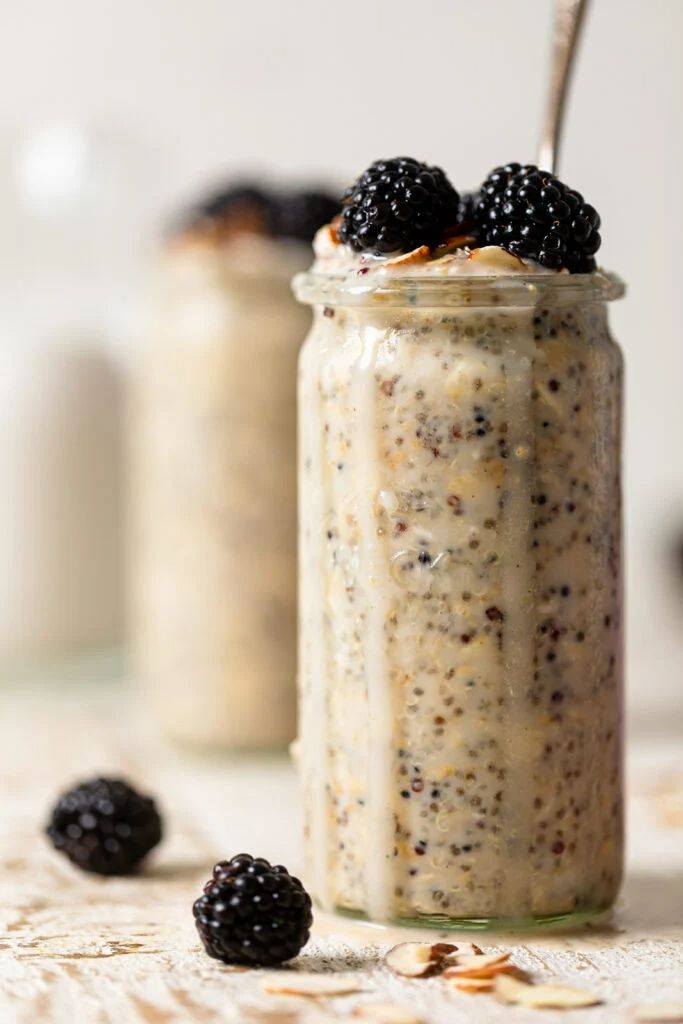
[130,241,310,748]
[294,270,624,927]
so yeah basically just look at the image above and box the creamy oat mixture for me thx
[295,236,623,923]
[130,234,310,748]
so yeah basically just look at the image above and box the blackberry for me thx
[273,188,340,243]
[46,777,162,875]
[475,163,601,272]
[339,157,460,255]
[193,854,312,966]
[181,182,274,236]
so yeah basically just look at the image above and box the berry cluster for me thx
[46,778,314,967]
[335,156,603,271]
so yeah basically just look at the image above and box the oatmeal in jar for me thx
[130,183,337,749]
[294,157,624,926]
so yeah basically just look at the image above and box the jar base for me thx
[332,903,613,933]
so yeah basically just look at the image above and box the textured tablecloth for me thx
[0,677,681,1023]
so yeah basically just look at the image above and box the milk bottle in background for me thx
[0,331,123,664]
[0,122,145,671]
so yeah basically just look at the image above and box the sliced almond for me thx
[469,245,525,271]
[495,973,601,1009]
[452,979,494,994]
[447,964,529,987]
[240,1004,303,1023]
[384,941,457,978]
[431,942,461,958]
[382,246,430,268]
[443,952,510,978]
[261,973,363,997]
[633,1005,683,1023]
[442,941,483,960]
[323,223,341,248]
[353,1003,426,1023]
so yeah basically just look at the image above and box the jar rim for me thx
[293,269,625,308]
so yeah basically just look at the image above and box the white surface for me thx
[0,0,682,719]
[0,679,681,1024]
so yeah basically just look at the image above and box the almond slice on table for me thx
[384,941,457,978]
[442,941,483,961]
[447,965,530,988]
[633,1005,683,1023]
[353,1002,426,1023]
[261,973,363,997]
[494,973,602,1009]
[443,952,510,978]
[450,977,494,994]
[240,1004,304,1024]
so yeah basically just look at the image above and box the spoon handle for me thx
[538,0,589,174]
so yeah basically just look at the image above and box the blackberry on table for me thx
[273,189,340,243]
[193,853,313,966]
[46,777,162,875]
[339,157,460,256]
[475,162,602,272]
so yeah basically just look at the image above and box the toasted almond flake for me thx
[261,973,363,997]
[442,942,483,960]
[443,952,510,978]
[431,942,461,958]
[469,245,525,271]
[494,974,601,1009]
[314,224,341,255]
[447,952,509,970]
[384,941,457,978]
[240,1004,303,1023]
[450,976,494,989]
[633,1005,683,1023]
[447,964,528,982]
[382,246,431,268]
[353,1002,426,1023]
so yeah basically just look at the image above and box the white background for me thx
[1,0,681,724]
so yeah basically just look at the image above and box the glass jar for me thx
[294,268,625,927]
[129,238,310,748]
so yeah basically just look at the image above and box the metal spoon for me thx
[538,0,590,174]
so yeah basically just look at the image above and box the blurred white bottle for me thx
[0,121,141,668]
[0,337,123,661]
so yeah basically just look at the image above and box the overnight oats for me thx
[294,158,624,926]
[130,183,337,748]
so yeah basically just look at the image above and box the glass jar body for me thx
[297,280,624,926]
[130,247,310,748]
